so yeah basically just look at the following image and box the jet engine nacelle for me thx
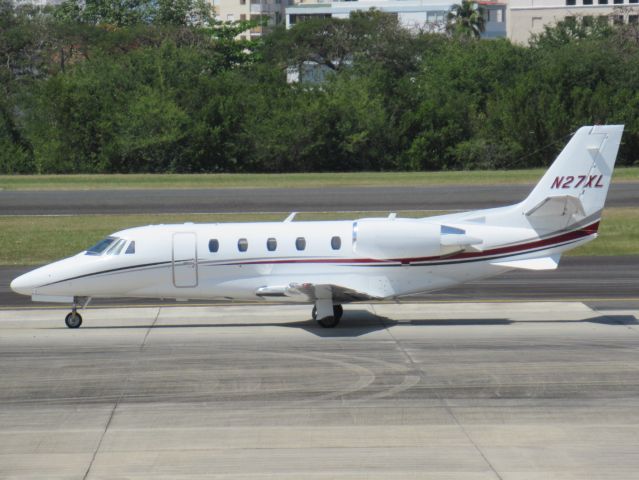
[353,219,442,260]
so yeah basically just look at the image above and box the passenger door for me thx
[172,232,198,288]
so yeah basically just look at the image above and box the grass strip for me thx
[1,168,638,190]
[0,208,635,266]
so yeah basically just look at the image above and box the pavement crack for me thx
[82,307,160,479]
[140,307,161,351]
[372,304,505,480]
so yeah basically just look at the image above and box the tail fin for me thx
[521,125,624,232]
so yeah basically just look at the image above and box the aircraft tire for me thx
[65,312,82,329]
[318,315,339,328]
[311,306,317,321]
[333,304,343,320]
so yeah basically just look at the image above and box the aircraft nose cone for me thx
[10,272,36,296]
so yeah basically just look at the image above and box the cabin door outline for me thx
[172,232,198,288]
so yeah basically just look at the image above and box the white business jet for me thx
[11,125,624,328]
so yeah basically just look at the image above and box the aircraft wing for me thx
[490,254,560,271]
[255,276,392,303]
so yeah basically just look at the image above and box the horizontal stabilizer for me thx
[490,256,559,271]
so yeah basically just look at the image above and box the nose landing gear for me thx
[65,297,90,329]
[65,311,82,328]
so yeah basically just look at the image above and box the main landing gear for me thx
[64,297,90,329]
[312,303,343,328]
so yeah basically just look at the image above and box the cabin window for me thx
[125,241,136,254]
[85,237,117,256]
[295,237,306,251]
[209,239,219,253]
[266,237,277,251]
[331,236,341,250]
[238,238,248,252]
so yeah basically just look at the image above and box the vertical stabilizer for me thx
[521,125,624,229]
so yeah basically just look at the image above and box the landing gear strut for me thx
[312,303,344,328]
[65,296,89,329]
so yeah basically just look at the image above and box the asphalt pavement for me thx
[1,182,638,215]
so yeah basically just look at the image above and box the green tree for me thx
[446,0,486,40]
[530,15,613,48]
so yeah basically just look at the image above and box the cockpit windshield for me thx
[85,237,118,256]
[85,236,136,256]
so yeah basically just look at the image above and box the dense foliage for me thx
[1,0,638,173]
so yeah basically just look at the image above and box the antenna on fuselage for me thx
[284,212,297,223]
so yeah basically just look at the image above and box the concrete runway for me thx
[2,182,638,215]
[1,302,639,479]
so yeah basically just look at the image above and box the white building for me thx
[508,0,639,43]
[211,0,291,38]
[285,0,507,38]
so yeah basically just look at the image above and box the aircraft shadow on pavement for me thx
[77,312,637,337]
[80,310,389,338]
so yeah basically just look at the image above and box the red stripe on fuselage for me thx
[211,221,599,267]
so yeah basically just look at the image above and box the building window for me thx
[630,14,639,22]
[238,238,248,252]
[496,9,503,22]
[630,0,638,4]
[613,14,624,23]
[598,14,609,24]
[266,238,277,252]
[566,0,576,4]
[614,0,623,3]
[583,0,593,4]
[582,15,593,25]
[295,237,306,251]
[240,0,246,4]
[331,236,341,250]
[209,239,219,253]
[598,0,608,4]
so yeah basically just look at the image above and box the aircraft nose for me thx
[10,272,38,296]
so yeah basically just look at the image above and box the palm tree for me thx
[446,0,486,40]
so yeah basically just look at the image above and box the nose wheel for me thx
[64,296,89,328]
[65,311,83,328]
